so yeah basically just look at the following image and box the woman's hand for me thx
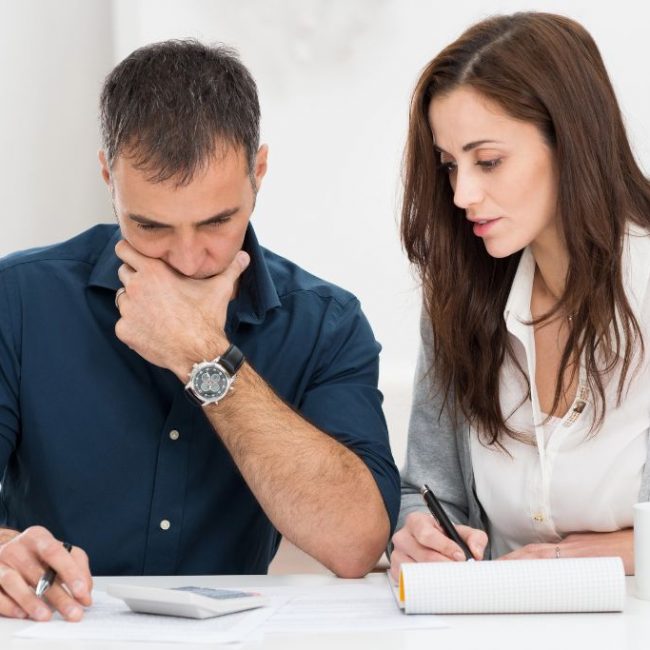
[389,512,488,581]
[498,529,633,574]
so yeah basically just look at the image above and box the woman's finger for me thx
[389,550,416,582]
[456,525,489,559]
[410,515,466,561]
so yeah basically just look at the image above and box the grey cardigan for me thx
[397,312,650,559]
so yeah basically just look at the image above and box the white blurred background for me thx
[1,0,649,571]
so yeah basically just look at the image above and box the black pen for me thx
[421,484,474,561]
[35,542,72,598]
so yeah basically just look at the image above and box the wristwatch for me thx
[184,344,245,407]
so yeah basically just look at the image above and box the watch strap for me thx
[184,385,204,406]
[219,344,245,376]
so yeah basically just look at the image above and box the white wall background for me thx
[0,1,113,252]
[1,0,649,467]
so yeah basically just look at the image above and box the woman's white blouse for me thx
[470,227,650,558]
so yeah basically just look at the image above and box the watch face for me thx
[192,365,229,400]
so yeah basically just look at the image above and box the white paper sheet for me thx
[399,557,626,614]
[247,581,446,634]
[14,580,445,643]
[14,589,279,644]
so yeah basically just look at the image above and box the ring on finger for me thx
[114,287,126,310]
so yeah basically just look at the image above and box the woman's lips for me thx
[472,217,502,237]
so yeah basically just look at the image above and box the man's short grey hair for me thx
[100,39,260,185]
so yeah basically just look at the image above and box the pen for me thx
[35,542,73,598]
[421,484,474,561]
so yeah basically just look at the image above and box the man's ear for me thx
[253,144,269,191]
[98,150,112,188]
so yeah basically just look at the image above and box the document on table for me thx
[14,589,280,644]
[14,580,445,642]
[251,581,445,634]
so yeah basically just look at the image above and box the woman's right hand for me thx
[390,512,488,581]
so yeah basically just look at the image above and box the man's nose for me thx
[167,238,204,277]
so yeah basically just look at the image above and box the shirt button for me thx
[160,519,171,531]
[532,513,545,522]
[169,430,180,441]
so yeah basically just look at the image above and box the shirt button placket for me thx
[143,419,188,573]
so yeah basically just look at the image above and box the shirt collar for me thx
[503,247,535,327]
[503,225,650,347]
[233,225,281,325]
[87,223,281,325]
[87,227,122,291]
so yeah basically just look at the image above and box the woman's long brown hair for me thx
[401,12,650,444]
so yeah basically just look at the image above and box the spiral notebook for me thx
[395,557,625,614]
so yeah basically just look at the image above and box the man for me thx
[0,40,399,622]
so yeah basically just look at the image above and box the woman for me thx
[390,12,650,579]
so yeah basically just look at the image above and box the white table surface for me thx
[1,574,649,649]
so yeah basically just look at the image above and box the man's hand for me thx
[389,512,487,581]
[114,240,250,378]
[498,529,634,574]
[0,527,93,621]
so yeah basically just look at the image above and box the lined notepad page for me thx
[400,557,625,614]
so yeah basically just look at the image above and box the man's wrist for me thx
[172,333,231,381]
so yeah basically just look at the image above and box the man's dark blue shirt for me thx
[0,224,399,575]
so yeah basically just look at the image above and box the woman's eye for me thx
[439,161,457,174]
[476,159,502,171]
[136,223,160,231]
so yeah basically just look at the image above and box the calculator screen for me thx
[173,587,258,600]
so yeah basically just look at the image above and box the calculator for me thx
[106,584,269,619]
